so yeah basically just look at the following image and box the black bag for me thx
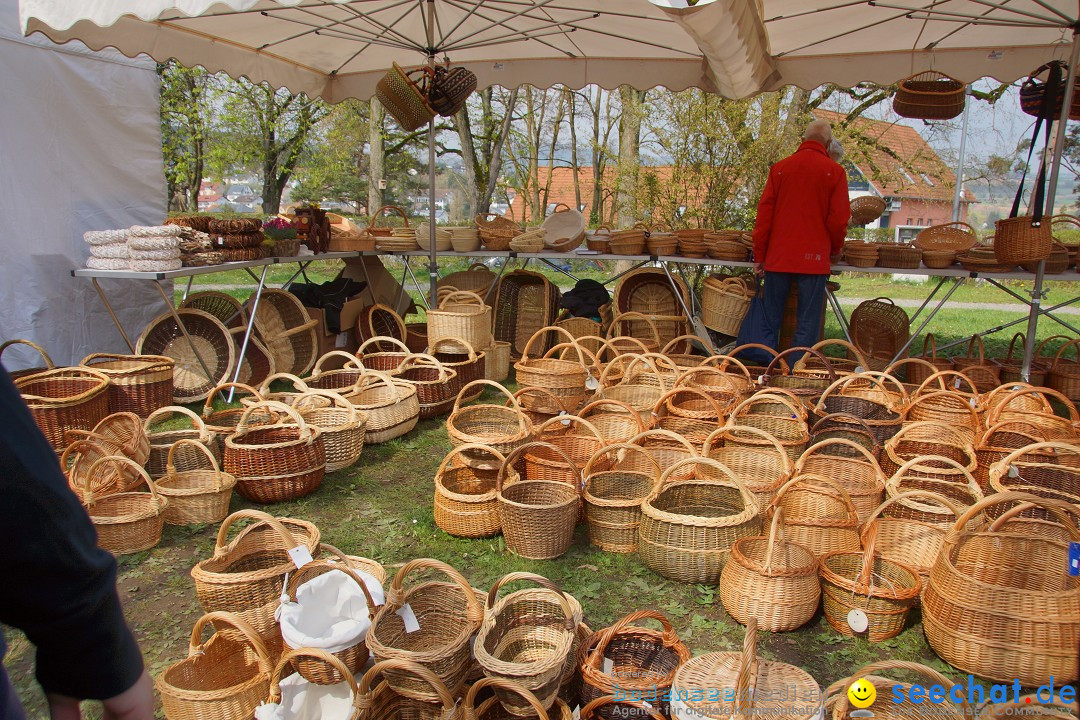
[290,277,366,333]
[559,279,610,321]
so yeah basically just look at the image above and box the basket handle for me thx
[862,490,962,534]
[81,455,159,506]
[920,333,939,360]
[201,382,263,419]
[905,391,980,428]
[358,658,457,712]
[144,405,207,436]
[769,474,859,524]
[1002,332,1026,363]
[535,413,606,443]
[520,325,584,364]
[312,350,365,375]
[188,611,273,675]
[673,365,743,394]
[257,372,311,397]
[652,386,730,423]
[286,559,379,621]
[400,353,452,381]
[484,572,575,627]
[237,399,308,437]
[731,617,759,719]
[913,369,977,397]
[762,506,789,571]
[886,455,981,506]
[580,696,666,720]
[544,342,601,377]
[583,441,661,479]
[0,339,54,369]
[294,389,360,425]
[809,412,877,440]
[437,443,507,479]
[661,334,704,355]
[827,660,973,720]
[1050,336,1080,369]
[795,437,879,474]
[464,677,551,720]
[578,399,645,435]
[453,379,524,417]
[358,335,410,356]
[166,438,220,475]
[212,509,301,556]
[629,428,699,455]
[600,336,652,359]
[267,647,359,704]
[589,609,682,669]
[815,372,896,411]
[653,456,760,518]
[607,312,660,342]
[730,391,805,420]
[989,440,1080,483]
[356,370,399,397]
[385,558,481,624]
[699,353,753,383]
[428,335,478,360]
[986,384,1077,424]
[498,440,581,493]
[512,385,570,414]
[706,424,795,474]
[368,204,410,228]
[438,290,486,308]
[767,346,837,380]
[963,334,986,363]
[799,338,869,371]
[600,353,668,392]
[950,491,1080,542]
[730,343,787,371]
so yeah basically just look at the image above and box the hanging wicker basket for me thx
[893,71,965,119]
[376,63,436,131]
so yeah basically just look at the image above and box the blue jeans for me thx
[761,271,827,362]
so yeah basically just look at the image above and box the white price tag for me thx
[603,658,614,675]
[1008,465,1019,478]
[854,366,865,374]
[573,706,581,720]
[757,375,766,384]
[559,410,571,426]
[1013,385,1024,391]
[953,377,963,389]
[288,545,313,570]
[847,608,869,633]
[969,397,977,408]
[397,603,421,633]
[585,374,599,391]
[335,332,349,348]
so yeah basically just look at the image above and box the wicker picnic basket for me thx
[356,658,462,720]
[144,405,217,480]
[434,444,505,538]
[515,327,589,412]
[766,475,861,559]
[670,619,819,720]
[794,438,885,523]
[156,439,236,525]
[582,443,659,553]
[366,558,483,700]
[156,611,273,720]
[224,401,326,503]
[430,336,486,403]
[986,384,1078,440]
[849,196,887,225]
[638,456,761,583]
[342,371,419,444]
[356,336,410,376]
[651,387,729,449]
[1048,337,1080,402]
[992,332,1049,385]
[913,221,979,252]
[293,389,366,471]
[703,425,793,509]
[251,289,320,377]
[903,390,981,440]
[922,491,1080,685]
[893,71,965,119]
[881,420,978,480]
[190,510,320,638]
[476,213,523,251]
[79,353,174,418]
[79,456,168,554]
[975,419,1047,488]
[525,415,607,486]
[136,308,236,404]
[493,270,560,358]
[819,521,922,641]
[701,276,754,336]
[876,242,922,269]
[824,661,973,720]
[15,367,111,452]
[719,507,820,632]
[427,291,492,354]
[498,443,581,560]
[474,573,578,715]
[0,338,55,380]
[848,298,909,371]
[578,610,690,720]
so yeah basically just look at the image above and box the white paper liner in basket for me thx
[255,674,356,720]
[276,568,384,654]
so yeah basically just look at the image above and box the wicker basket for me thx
[542,203,586,252]
[883,454,984,528]
[356,658,463,720]
[913,221,978,252]
[922,492,1080,686]
[434,443,504,538]
[439,263,497,296]
[515,327,589,413]
[427,290,492,354]
[262,647,362,713]
[613,269,690,352]
[476,213,523,251]
[579,399,646,444]
[819,523,922,641]
[651,387,730,449]
[995,214,1053,265]
[79,353,174,418]
[156,439,236,525]
[79,455,168,554]
[985,384,1078,441]
[497,442,581,560]
[202,382,271,459]
[950,334,1001,394]
[493,270,560,359]
[1048,337,1080,403]
[582,443,659,553]
[137,309,237,404]
[429,336,487,403]
[293,389,367,471]
[190,509,320,638]
[814,376,903,447]
[702,276,754,336]
[848,298,909,371]
[341,371,419,444]
[61,411,150,492]
[144,405,217,480]
[992,332,1049,386]
[483,341,512,382]
[577,610,690,719]
[224,401,326,504]
[726,393,811,463]
[702,425,793,509]
[881,419,978,479]
[156,611,273,720]
[355,304,407,348]
[446,379,533,470]
[376,63,436,131]
[824,661,973,720]
[877,243,922,269]
[794,438,885,523]
[251,289,319,377]
[366,558,482,700]
[467,677,572,720]
[850,196,887,225]
[356,336,410,376]
[903,390,981,439]
[766,475,861,559]
[0,338,55,381]
[526,414,607,487]
[638,457,761,583]
[474,573,578,714]
[180,291,247,328]
[670,619,819,720]
[893,71,966,119]
[15,367,111,452]
[394,353,458,420]
[719,507,820,632]
[988,440,1080,519]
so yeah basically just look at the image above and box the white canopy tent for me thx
[18,0,1080,377]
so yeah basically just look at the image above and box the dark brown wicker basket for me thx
[893,71,965,120]
[492,270,560,359]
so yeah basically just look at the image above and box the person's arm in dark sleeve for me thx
[826,169,851,257]
[752,167,778,264]
[0,365,144,702]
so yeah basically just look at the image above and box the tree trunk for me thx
[479,89,518,215]
[617,86,646,227]
[590,86,604,225]
[567,87,581,214]
[455,104,478,220]
[368,97,385,216]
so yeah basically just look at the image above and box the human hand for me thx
[754,262,765,277]
[48,671,154,720]
[830,254,843,265]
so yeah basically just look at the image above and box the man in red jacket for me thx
[752,119,850,359]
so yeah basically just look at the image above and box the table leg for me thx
[825,285,852,343]
[182,276,194,302]
[228,264,268,403]
[985,278,1080,336]
[90,278,136,352]
[358,257,378,306]
[404,256,429,309]
[888,277,966,364]
[661,261,716,354]
[538,257,579,282]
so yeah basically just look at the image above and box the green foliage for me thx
[847,227,896,243]
[159,61,211,211]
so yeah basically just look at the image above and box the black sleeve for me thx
[0,364,144,700]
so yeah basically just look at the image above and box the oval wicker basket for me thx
[497,442,582,560]
[294,389,367,471]
[79,353,175,418]
[224,401,326,504]
[893,71,965,119]
[80,455,169,555]
[341,371,419,444]
[143,405,217,480]
[765,475,861,559]
[15,367,112,452]
[582,443,660,553]
[434,443,505,538]
[137,308,236,404]
[156,439,237,525]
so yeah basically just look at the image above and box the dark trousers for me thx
[761,271,827,361]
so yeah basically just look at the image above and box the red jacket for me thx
[752,140,851,275]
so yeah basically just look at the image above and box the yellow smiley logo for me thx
[848,679,876,709]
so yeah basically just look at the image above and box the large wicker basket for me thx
[497,443,581,560]
[224,401,326,503]
[79,353,175,418]
[893,71,966,119]
[137,308,236,404]
[434,443,505,538]
[80,455,169,555]
[251,289,319,377]
[15,367,111,452]
[493,270,560,359]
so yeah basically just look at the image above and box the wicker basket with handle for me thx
[341,371,419,444]
[985,384,1078,441]
[0,338,55,380]
[497,442,581,560]
[514,327,589,413]
[201,382,270,458]
[260,647,361,717]
[434,443,505,538]
[578,399,646,444]
[467,676,571,720]
[79,353,174,418]
[702,424,793,509]
[156,439,236,525]
[988,441,1080,520]
[922,491,1080,686]
[375,63,435,131]
[355,658,463,720]
[992,331,1049,386]
[427,290,492,354]
[190,509,320,639]
[582,443,659,553]
[893,71,965,119]
[14,367,111,452]
[156,611,273,720]
[719,507,820,632]
[1048,337,1080,403]
[881,419,978,479]
[293,389,367,471]
[950,334,1001,393]
[429,336,486,403]
[794,437,885,523]
[80,455,169,555]
[765,475,861,559]
[446,379,532,469]
[883,455,984,527]
[61,411,150,493]
[144,405,217,480]
[824,661,973,720]
[366,558,483,701]
[224,401,326,504]
[395,353,459,420]
[476,212,523,251]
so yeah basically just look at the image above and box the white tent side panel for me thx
[0,0,165,370]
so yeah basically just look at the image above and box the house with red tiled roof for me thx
[815,109,973,240]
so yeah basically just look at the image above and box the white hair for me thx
[804,119,832,145]
[828,139,844,162]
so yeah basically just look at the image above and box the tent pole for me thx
[951,89,971,222]
[1020,29,1079,381]
[426,0,438,308]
